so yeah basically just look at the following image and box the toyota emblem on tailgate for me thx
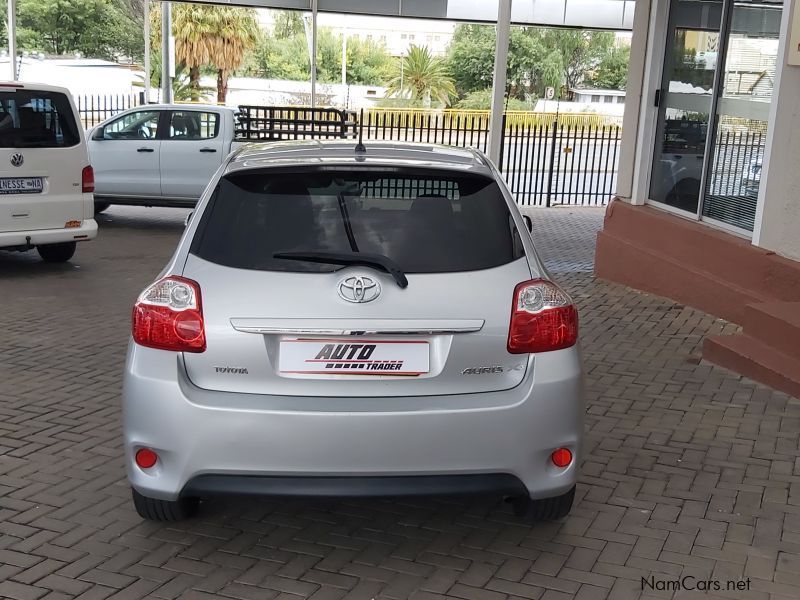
[10,153,23,167]
[338,276,381,303]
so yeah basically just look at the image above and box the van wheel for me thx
[94,201,110,214]
[132,488,199,521]
[37,242,76,263]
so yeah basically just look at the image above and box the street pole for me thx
[488,0,512,166]
[7,0,16,80]
[311,0,318,108]
[341,30,347,87]
[161,1,173,104]
[143,0,150,103]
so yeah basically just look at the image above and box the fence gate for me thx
[498,115,622,206]
[361,109,622,207]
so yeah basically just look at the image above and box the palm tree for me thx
[152,4,259,103]
[136,55,214,102]
[386,45,456,108]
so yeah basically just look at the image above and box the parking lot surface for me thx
[1,206,798,600]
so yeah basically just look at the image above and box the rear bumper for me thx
[0,219,98,248]
[123,343,585,502]
[182,473,528,499]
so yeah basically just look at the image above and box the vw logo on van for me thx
[10,153,23,167]
[338,275,381,304]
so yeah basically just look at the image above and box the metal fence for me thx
[75,95,624,206]
[499,119,622,206]
[361,109,623,206]
[77,94,141,128]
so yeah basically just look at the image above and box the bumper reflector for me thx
[135,448,158,469]
[65,220,81,228]
[551,448,573,468]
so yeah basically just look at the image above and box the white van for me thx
[0,82,97,262]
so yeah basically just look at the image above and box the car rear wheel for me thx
[131,488,199,521]
[37,242,76,263]
[510,485,576,521]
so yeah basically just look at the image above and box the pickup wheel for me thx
[37,242,76,263]
[94,201,110,214]
[132,488,199,521]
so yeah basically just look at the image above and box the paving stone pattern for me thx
[0,205,798,600]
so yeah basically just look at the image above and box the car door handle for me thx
[137,147,154,153]
[199,147,217,153]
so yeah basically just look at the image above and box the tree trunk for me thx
[189,66,200,90]
[216,69,227,105]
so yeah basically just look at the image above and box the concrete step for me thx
[704,334,800,399]
[742,301,800,358]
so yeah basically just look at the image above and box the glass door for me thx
[650,0,723,213]
[701,1,782,231]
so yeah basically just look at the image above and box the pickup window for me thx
[103,110,160,140]
[168,111,219,141]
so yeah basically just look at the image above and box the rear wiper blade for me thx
[273,251,408,289]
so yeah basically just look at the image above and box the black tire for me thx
[131,488,199,522]
[527,485,575,521]
[94,201,111,214]
[37,242,76,263]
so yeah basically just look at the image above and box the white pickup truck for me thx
[87,104,355,211]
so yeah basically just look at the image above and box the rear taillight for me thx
[82,165,94,193]
[507,279,578,353]
[132,276,206,353]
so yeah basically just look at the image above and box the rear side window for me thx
[0,89,80,148]
[191,168,525,274]
[168,111,220,140]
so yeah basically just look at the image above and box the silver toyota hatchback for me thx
[123,141,584,521]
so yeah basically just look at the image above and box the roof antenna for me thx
[355,108,366,155]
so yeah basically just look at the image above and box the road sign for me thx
[545,87,555,100]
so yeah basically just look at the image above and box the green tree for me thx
[586,45,630,90]
[249,26,392,87]
[11,0,142,60]
[138,52,213,102]
[272,10,304,40]
[344,36,393,85]
[446,24,617,102]
[541,29,615,93]
[454,88,533,111]
[386,44,456,108]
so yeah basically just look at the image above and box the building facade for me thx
[596,0,800,395]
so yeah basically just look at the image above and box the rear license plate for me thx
[279,338,430,376]
[0,177,43,194]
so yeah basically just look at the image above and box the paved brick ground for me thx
[1,205,798,600]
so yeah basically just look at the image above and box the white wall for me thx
[753,0,800,261]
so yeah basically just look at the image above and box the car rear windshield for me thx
[190,168,525,274]
[0,89,81,148]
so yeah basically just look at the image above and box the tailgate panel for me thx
[182,254,532,397]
